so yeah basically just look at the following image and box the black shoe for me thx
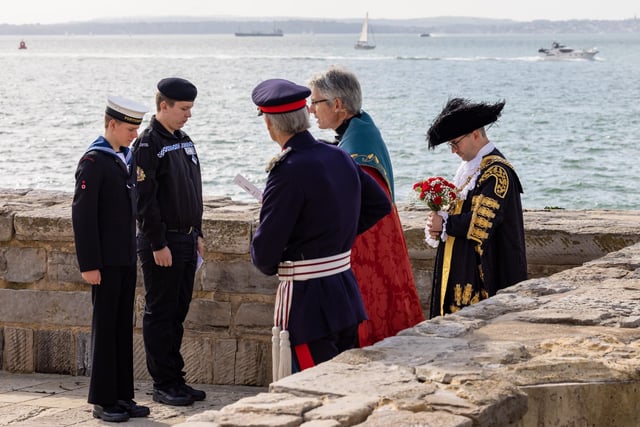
[180,383,206,401]
[152,386,194,406]
[117,399,150,417]
[92,404,129,422]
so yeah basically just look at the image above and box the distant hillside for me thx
[1,16,638,35]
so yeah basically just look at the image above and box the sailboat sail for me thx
[355,13,376,50]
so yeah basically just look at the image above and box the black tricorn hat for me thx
[427,98,505,149]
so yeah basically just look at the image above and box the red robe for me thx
[353,166,425,346]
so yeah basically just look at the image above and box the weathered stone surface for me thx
[355,408,473,427]
[175,241,640,426]
[35,329,75,375]
[14,205,74,242]
[47,251,82,283]
[201,211,254,255]
[214,339,238,385]
[0,209,13,242]
[3,247,46,283]
[235,302,273,329]
[235,339,270,386]
[182,336,214,384]
[4,189,640,426]
[3,327,34,372]
[185,299,232,329]
[0,289,91,325]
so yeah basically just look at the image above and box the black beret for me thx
[427,98,505,148]
[252,78,311,115]
[157,77,197,102]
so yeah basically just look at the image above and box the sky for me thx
[2,0,637,25]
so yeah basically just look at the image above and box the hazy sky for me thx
[2,0,637,25]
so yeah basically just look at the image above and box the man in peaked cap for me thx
[250,78,391,381]
[72,95,150,422]
[424,97,527,318]
[132,77,205,406]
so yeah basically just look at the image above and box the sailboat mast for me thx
[359,13,369,42]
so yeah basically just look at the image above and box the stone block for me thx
[13,204,74,242]
[76,331,91,377]
[204,258,277,295]
[235,339,270,386]
[214,339,237,385]
[235,302,273,330]
[2,327,34,373]
[185,299,231,329]
[201,214,253,255]
[47,251,82,283]
[182,335,214,384]
[3,247,46,283]
[132,333,151,381]
[35,329,75,375]
[0,209,14,241]
[0,289,91,326]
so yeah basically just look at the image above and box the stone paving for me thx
[0,372,265,426]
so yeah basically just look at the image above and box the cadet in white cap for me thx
[72,95,150,422]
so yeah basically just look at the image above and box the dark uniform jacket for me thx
[430,147,527,317]
[132,115,203,250]
[251,130,391,345]
[72,136,137,271]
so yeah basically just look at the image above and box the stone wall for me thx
[1,189,640,388]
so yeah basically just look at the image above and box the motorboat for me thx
[538,41,598,60]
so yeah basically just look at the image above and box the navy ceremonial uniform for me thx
[251,131,391,371]
[133,79,203,393]
[72,136,138,407]
[251,78,390,377]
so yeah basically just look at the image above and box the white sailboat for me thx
[354,13,376,50]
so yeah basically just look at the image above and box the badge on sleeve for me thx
[136,166,146,182]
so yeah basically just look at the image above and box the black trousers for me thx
[88,264,136,405]
[138,231,197,389]
[293,324,359,372]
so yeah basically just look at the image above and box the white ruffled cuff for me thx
[424,211,449,248]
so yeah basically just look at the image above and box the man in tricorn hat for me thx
[250,78,391,380]
[72,95,150,422]
[133,77,206,406]
[424,98,527,318]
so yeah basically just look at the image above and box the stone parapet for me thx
[179,239,640,426]
[1,189,640,392]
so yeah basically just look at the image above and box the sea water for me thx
[1,32,639,209]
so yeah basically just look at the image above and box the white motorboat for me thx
[538,42,598,60]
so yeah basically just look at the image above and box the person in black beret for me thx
[425,98,527,318]
[72,96,150,422]
[132,77,206,406]
[250,78,391,380]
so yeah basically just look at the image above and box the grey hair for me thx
[266,107,311,134]
[307,65,362,114]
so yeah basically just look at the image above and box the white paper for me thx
[233,174,263,202]
[196,253,204,272]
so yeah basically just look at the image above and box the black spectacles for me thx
[309,99,329,106]
[447,133,469,149]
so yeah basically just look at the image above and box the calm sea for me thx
[1,33,639,209]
